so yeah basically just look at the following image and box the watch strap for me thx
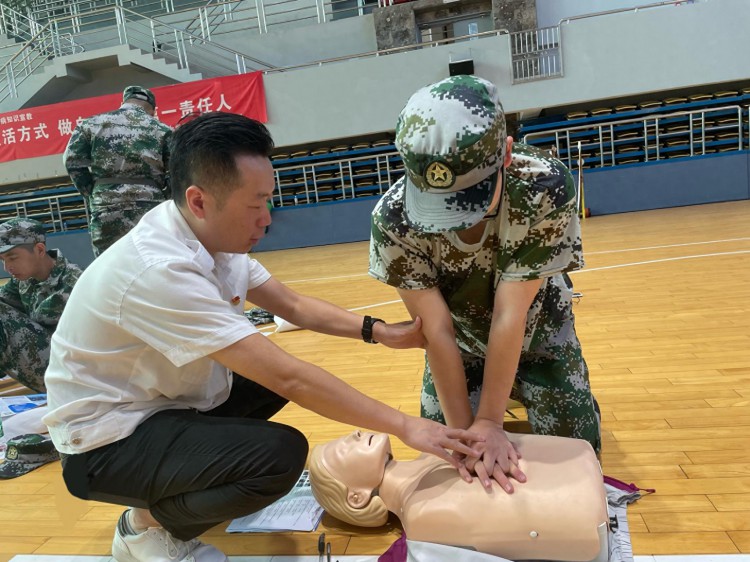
[362,315,384,344]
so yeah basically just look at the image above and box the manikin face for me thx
[195,154,275,255]
[0,244,46,281]
[322,430,393,503]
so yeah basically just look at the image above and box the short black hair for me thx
[169,112,274,206]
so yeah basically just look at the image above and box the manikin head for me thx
[308,430,393,527]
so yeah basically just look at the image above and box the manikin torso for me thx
[377,434,607,562]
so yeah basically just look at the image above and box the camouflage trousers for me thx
[0,301,52,393]
[89,201,161,257]
[420,342,601,454]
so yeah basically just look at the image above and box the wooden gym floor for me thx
[1,199,749,561]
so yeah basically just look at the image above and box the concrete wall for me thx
[154,0,377,69]
[536,0,665,29]
[581,151,750,216]
[492,0,536,32]
[218,13,377,68]
[373,0,533,50]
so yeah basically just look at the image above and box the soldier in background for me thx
[64,85,173,257]
[0,218,82,392]
[369,76,600,493]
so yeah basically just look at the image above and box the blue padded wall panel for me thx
[4,151,747,273]
[252,196,381,252]
[580,152,750,215]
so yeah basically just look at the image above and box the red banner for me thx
[0,72,267,164]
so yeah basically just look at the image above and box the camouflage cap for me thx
[0,433,59,479]
[395,75,507,232]
[123,85,156,108]
[0,217,46,253]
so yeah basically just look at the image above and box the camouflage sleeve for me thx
[499,165,584,282]
[368,200,439,290]
[32,266,81,328]
[63,124,95,198]
[0,278,23,310]
[163,126,173,165]
[33,292,69,327]
[162,126,173,196]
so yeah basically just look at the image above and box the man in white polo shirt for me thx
[43,112,480,562]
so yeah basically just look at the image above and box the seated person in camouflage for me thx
[369,76,601,493]
[0,218,82,392]
[63,85,173,257]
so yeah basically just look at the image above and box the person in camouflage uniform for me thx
[0,217,82,392]
[369,76,600,492]
[63,85,173,257]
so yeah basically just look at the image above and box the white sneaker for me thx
[112,522,228,562]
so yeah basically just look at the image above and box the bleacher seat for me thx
[638,100,662,109]
[566,111,588,120]
[713,90,738,98]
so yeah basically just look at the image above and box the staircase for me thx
[0,3,274,112]
[0,3,85,110]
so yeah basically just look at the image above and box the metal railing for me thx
[28,0,211,26]
[27,0,388,36]
[272,148,402,207]
[1,3,44,42]
[558,0,695,26]
[510,25,562,83]
[0,145,403,226]
[0,4,275,103]
[0,27,85,103]
[156,0,384,39]
[181,0,243,40]
[0,4,82,55]
[0,188,89,233]
[522,105,747,171]
[0,4,83,104]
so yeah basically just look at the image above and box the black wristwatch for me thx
[362,315,384,344]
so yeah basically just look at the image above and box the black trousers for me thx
[61,374,308,540]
